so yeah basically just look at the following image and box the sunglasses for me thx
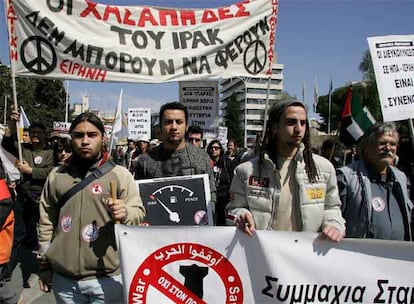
[210,146,220,150]
[188,137,201,143]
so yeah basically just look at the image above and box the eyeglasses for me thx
[188,137,201,143]
[210,146,220,150]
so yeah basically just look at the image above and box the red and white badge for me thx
[129,243,243,303]
[372,196,385,212]
[91,183,103,194]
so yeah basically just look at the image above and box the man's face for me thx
[71,121,103,161]
[364,131,398,169]
[187,132,202,148]
[22,131,31,143]
[227,142,235,154]
[272,106,307,148]
[161,109,187,145]
[128,141,136,150]
[29,127,46,145]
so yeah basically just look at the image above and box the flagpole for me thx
[109,89,123,153]
[408,119,414,151]
[65,80,69,123]
[6,0,23,162]
[328,77,332,134]
[3,95,7,125]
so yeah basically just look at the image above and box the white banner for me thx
[127,108,151,140]
[179,81,218,138]
[117,226,414,304]
[6,0,278,83]
[368,35,414,122]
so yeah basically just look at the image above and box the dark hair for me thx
[261,99,318,183]
[159,102,188,124]
[29,121,47,133]
[69,112,105,135]
[227,139,238,148]
[187,125,203,138]
[207,139,224,159]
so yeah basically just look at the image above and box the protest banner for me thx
[136,174,213,226]
[116,226,414,304]
[368,35,414,122]
[127,108,151,140]
[53,121,71,134]
[179,81,218,139]
[6,0,278,83]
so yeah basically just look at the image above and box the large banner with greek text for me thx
[116,226,414,304]
[368,35,414,122]
[6,0,278,83]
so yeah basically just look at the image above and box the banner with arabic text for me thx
[116,226,414,304]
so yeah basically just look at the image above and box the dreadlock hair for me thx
[260,99,319,183]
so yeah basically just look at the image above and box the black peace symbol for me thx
[243,40,267,75]
[20,36,57,75]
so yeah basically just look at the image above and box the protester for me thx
[135,102,216,205]
[125,139,137,174]
[226,99,345,241]
[38,112,145,303]
[344,144,359,165]
[320,139,343,168]
[337,122,413,240]
[0,158,17,304]
[136,134,150,155]
[207,140,233,226]
[1,112,54,286]
[111,143,125,166]
[186,125,203,148]
[226,139,237,159]
[149,139,160,151]
[22,128,31,144]
[53,137,72,165]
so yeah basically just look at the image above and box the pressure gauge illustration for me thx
[139,177,209,226]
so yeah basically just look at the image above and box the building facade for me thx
[220,63,284,148]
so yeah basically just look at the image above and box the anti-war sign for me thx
[6,0,278,83]
[368,35,414,122]
[116,227,414,304]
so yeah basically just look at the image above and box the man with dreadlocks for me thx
[226,99,345,241]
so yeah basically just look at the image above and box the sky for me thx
[1,0,413,118]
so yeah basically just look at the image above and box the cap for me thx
[136,134,150,143]
[268,99,305,123]
[150,139,160,146]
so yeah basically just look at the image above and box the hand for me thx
[321,224,344,242]
[17,160,33,174]
[106,198,128,222]
[38,260,52,292]
[235,212,256,237]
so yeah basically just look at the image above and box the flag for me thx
[19,106,31,143]
[109,89,129,152]
[339,86,376,146]
[313,76,319,113]
[0,135,20,182]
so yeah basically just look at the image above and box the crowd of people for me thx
[0,99,412,303]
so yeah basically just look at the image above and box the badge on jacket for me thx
[304,184,326,201]
[34,156,43,164]
[249,176,270,187]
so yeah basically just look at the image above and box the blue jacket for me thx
[337,160,413,241]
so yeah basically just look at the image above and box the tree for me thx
[316,50,382,132]
[0,64,66,128]
[224,93,243,146]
